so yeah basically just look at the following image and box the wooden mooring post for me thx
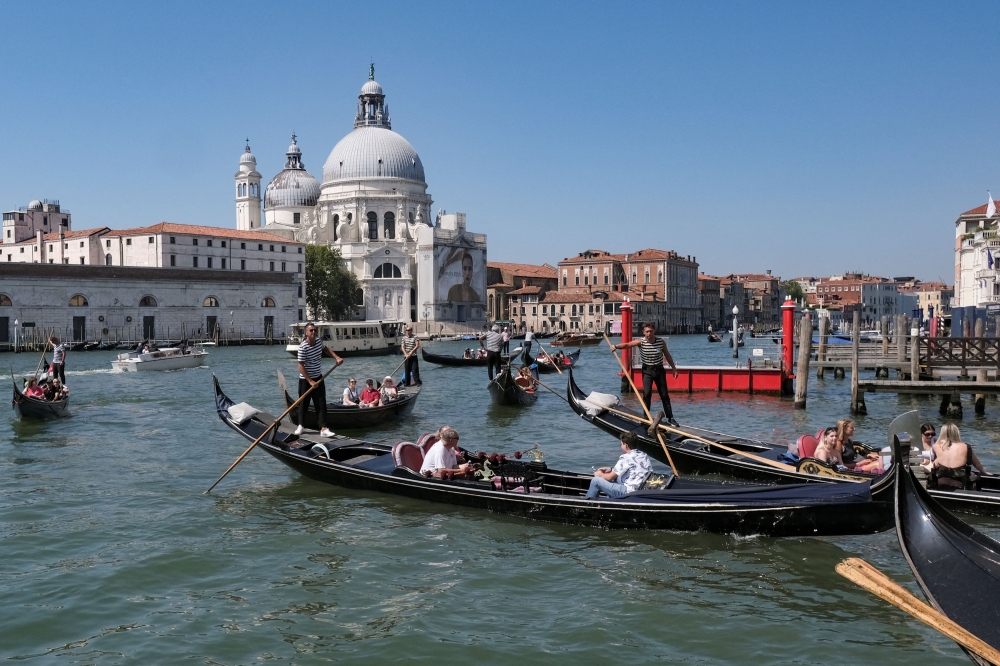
[794,314,811,408]
[851,311,866,414]
[974,318,987,415]
[816,316,828,379]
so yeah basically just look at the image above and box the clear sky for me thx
[2,1,998,283]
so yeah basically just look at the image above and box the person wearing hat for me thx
[400,325,421,387]
[480,324,504,380]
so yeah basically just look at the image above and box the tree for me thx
[305,245,360,320]
[782,279,804,302]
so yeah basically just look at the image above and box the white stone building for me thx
[954,201,1000,308]
[246,67,488,334]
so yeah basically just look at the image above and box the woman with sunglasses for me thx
[342,378,360,406]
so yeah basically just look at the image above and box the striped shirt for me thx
[297,339,325,379]
[52,344,67,364]
[483,331,503,352]
[638,339,665,366]
[402,335,418,354]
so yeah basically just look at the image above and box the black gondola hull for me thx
[421,349,488,366]
[488,367,538,406]
[522,348,580,374]
[284,387,419,430]
[215,377,889,536]
[12,382,69,419]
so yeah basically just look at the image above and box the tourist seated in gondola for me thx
[342,378,360,406]
[585,432,653,499]
[463,348,473,359]
[419,426,472,478]
[922,424,988,490]
[836,419,882,473]
[919,423,937,458]
[359,379,380,408]
[379,376,398,405]
[24,377,45,399]
[52,379,69,400]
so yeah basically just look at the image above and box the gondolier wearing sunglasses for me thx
[613,321,679,427]
[295,322,344,438]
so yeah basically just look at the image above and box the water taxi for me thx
[112,346,208,372]
[285,321,406,357]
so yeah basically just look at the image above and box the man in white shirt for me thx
[524,326,535,355]
[585,432,653,499]
[419,426,472,478]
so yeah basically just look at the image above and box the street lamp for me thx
[13,318,18,353]
[731,306,739,359]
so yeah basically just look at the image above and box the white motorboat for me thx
[285,320,406,357]
[112,346,208,372]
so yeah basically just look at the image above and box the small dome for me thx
[28,200,43,211]
[361,79,383,96]
[265,169,320,209]
[240,145,256,165]
[286,133,301,155]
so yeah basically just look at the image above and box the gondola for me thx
[276,370,419,430]
[488,363,538,406]
[707,333,722,343]
[421,348,488,367]
[568,369,896,505]
[892,428,1000,663]
[214,376,889,536]
[11,377,69,419]
[521,348,580,374]
[550,334,602,347]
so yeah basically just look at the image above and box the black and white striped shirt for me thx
[52,344,67,364]
[483,331,503,352]
[402,335,418,354]
[638,339,665,366]
[298,339,325,379]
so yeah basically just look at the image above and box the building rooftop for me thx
[487,261,557,279]
[2,227,111,244]
[103,222,300,243]
[508,285,542,295]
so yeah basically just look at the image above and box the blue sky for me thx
[2,1,998,283]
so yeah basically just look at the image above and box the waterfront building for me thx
[719,276,748,329]
[622,249,700,332]
[485,262,558,324]
[954,202,1000,309]
[726,272,783,329]
[698,274,722,330]
[794,276,818,300]
[246,67,488,335]
[898,281,953,321]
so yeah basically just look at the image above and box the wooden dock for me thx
[858,380,1000,395]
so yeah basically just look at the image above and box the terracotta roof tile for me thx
[103,222,300,243]
[486,261,557,279]
[508,285,542,295]
[5,227,111,244]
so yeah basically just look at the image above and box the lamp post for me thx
[731,306,739,359]
[13,318,18,353]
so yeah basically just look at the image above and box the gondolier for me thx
[295,322,344,438]
[400,325,421,386]
[480,324,504,380]
[613,321,679,426]
[49,336,68,386]
[524,327,535,355]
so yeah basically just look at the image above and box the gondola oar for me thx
[836,558,1000,665]
[205,363,339,494]
[388,354,408,383]
[600,404,797,473]
[603,334,679,477]
[530,375,570,404]
[33,331,51,380]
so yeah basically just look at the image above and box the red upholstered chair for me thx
[392,442,424,473]
[798,435,820,460]
[415,432,437,455]
[815,429,825,441]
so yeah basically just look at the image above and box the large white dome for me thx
[322,127,425,184]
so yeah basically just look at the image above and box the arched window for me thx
[332,214,339,242]
[367,212,378,240]
[0,294,11,306]
[571,304,577,316]
[384,212,395,239]
[139,295,157,307]
[69,294,88,307]
[373,262,401,279]
[105,253,112,266]
[261,297,276,307]
[203,296,219,307]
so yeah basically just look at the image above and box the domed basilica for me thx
[234,66,487,334]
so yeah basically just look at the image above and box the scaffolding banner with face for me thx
[435,246,485,303]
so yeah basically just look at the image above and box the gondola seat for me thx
[514,377,534,391]
[392,442,424,473]
[415,432,437,455]
[797,435,819,459]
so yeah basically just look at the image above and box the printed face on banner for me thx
[435,246,485,303]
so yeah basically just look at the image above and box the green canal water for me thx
[3,336,998,664]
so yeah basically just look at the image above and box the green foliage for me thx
[782,279,804,301]
[305,245,360,320]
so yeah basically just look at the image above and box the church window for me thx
[203,296,219,307]
[169,255,175,266]
[367,212,378,240]
[261,297,275,307]
[193,256,199,267]
[384,212,395,239]
[69,294,88,306]
[294,213,300,225]
[140,295,157,307]
[0,294,10,306]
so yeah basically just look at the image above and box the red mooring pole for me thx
[781,297,796,395]
[620,298,633,392]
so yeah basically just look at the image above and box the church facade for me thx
[239,67,488,335]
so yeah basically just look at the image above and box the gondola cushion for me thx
[392,442,424,473]
[797,435,819,459]
[227,402,259,425]
[415,433,436,454]
[579,391,620,416]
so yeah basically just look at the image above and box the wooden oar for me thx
[33,331,51,380]
[836,558,1000,665]
[600,404,796,473]
[603,334,679,476]
[388,354,407,382]
[205,363,339,494]
[536,343,563,375]
[531,375,570,404]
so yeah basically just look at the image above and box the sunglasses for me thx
[922,432,935,437]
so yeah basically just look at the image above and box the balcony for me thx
[975,269,998,280]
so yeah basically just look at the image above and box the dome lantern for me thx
[355,63,391,130]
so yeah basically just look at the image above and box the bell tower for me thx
[235,141,262,230]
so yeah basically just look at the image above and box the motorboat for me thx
[286,320,406,358]
[112,346,207,372]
